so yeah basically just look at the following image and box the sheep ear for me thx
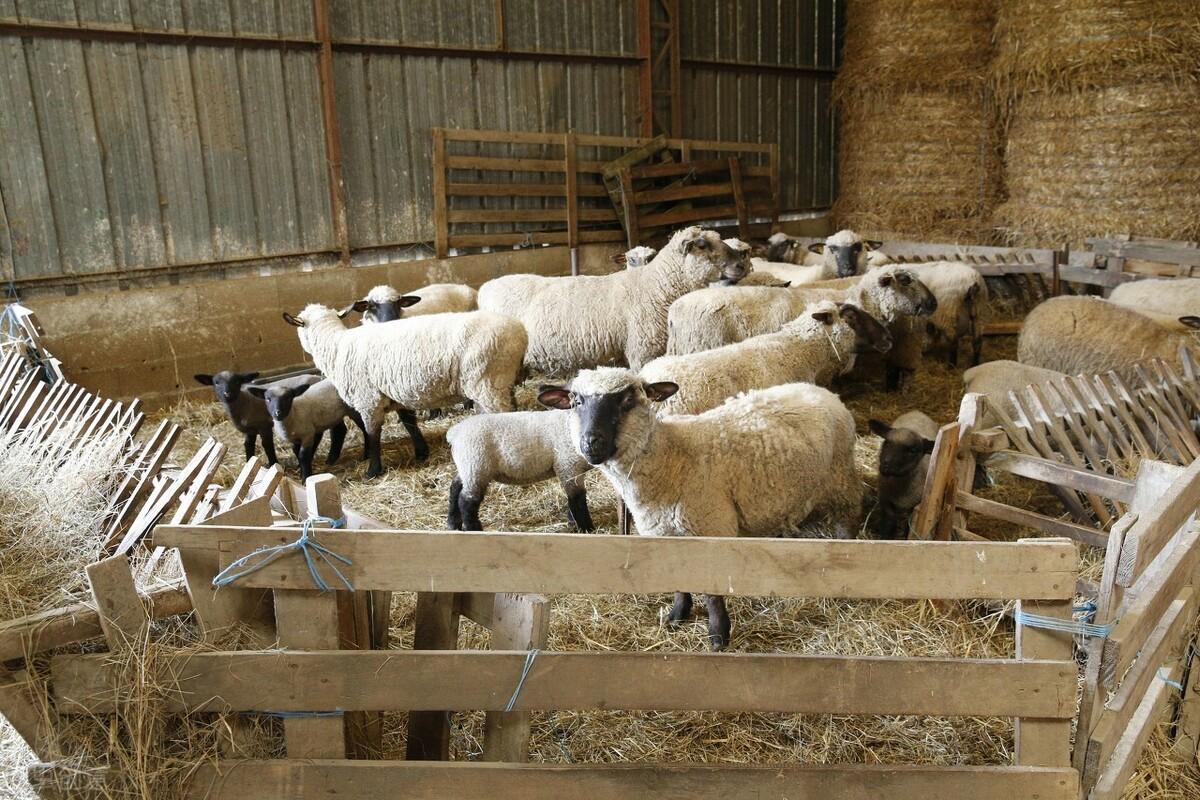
[290,383,312,398]
[399,295,422,308]
[350,300,369,313]
[684,235,710,254]
[235,372,260,384]
[1178,316,1200,330]
[537,386,573,410]
[878,274,894,287]
[246,386,267,399]
[807,243,825,254]
[643,381,679,402]
[336,304,357,319]
[193,374,214,386]
[922,438,937,454]
[282,312,306,328]
[868,419,891,438]
[812,310,835,325]
[864,240,883,250]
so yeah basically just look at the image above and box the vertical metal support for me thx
[313,0,350,266]
[636,0,653,137]
[432,128,449,258]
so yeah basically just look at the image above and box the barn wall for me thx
[0,1,839,288]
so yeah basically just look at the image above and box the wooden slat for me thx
[182,761,1079,800]
[153,528,1079,599]
[629,157,730,178]
[406,592,460,761]
[84,556,146,652]
[1015,582,1074,768]
[983,452,1135,504]
[445,208,618,224]
[0,670,53,761]
[52,650,1077,719]
[1088,671,1173,800]
[483,594,550,762]
[446,181,608,198]
[639,203,740,228]
[956,492,1108,549]
[912,422,959,540]
[432,127,447,258]
[444,155,606,173]
[564,131,578,249]
[634,181,733,204]
[446,229,626,248]
[1024,384,1112,524]
[221,458,262,512]
[1116,456,1200,584]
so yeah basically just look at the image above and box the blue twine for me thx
[504,649,540,713]
[1015,609,1113,639]
[212,515,352,592]
[1158,669,1185,692]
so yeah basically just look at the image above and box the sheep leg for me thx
[348,410,369,461]
[971,332,984,367]
[298,440,317,483]
[399,409,429,462]
[885,363,903,392]
[326,422,347,465]
[258,432,278,466]
[458,487,485,531]
[947,340,959,369]
[666,592,693,625]
[705,595,731,651]
[874,504,902,540]
[447,477,464,530]
[564,485,595,532]
[364,415,385,479]
[242,431,257,461]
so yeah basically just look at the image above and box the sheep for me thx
[746,257,837,287]
[962,360,1072,426]
[351,283,478,324]
[623,245,658,268]
[247,379,368,482]
[282,306,527,478]
[762,229,881,277]
[192,371,321,465]
[868,411,938,540]
[476,227,748,375]
[538,367,861,649]
[713,238,755,286]
[641,301,892,416]
[665,265,937,364]
[445,410,593,532]
[1108,278,1200,332]
[1018,296,1200,383]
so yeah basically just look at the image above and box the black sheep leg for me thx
[348,410,369,461]
[242,431,257,461]
[326,422,347,465]
[447,477,464,530]
[298,441,316,482]
[458,487,485,531]
[259,431,278,466]
[565,485,595,532]
[705,595,731,651]
[399,409,429,462]
[364,424,384,479]
[666,592,693,625]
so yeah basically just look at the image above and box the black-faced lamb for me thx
[538,367,861,650]
[868,411,938,540]
[192,371,321,465]
[282,306,527,478]
[445,410,593,532]
[247,379,369,482]
[351,283,478,324]
[1018,296,1200,383]
[641,301,892,416]
[476,227,748,375]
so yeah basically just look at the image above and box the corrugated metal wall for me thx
[0,0,839,286]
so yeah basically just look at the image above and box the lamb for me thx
[476,227,748,375]
[538,368,861,649]
[282,306,527,478]
[868,412,938,540]
[1018,296,1200,383]
[351,283,478,324]
[666,265,937,359]
[445,410,594,532]
[247,379,368,482]
[641,301,892,416]
[1108,278,1200,332]
[192,371,321,465]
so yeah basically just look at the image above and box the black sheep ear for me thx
[644,382,679,402]
[1178,316,1200,330]
[282,312,305,327]
[537,386,573,410]
[684,235,710,254]
[878,274,894,287]
[868,419,891,437]
[807,243,825,254]
[246,386,267,399]
[922,438,937,454]
[290,383,313,398]
[865,240,883,250]
[350,300,370,313]
[399,295,422,308]
[193,374,214,386]
[236,371,260,382]
[812,310,835,325]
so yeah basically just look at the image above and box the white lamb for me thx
[247,379,367,482]
[446,410,593,532]
[538,368,861,649]
[352,283,478,324]
[283,306,527,478]
[476,227,749,374]
[642,301,892,416]
[1108,278,1200,332]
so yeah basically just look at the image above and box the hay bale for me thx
[994,80,1200,246]
[833,88,1003,242]
[836,0,996,95]
[993,0,1200,95]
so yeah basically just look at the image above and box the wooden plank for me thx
[1025,385,1113,524]
[1088,671,1173,800]
[446,181,608,198]
[445,155,604,173]
[1116,456,1200,584]
[639,203,741,228]
[1068,377,1134,463]
[1015,581,1074,768]
[956,492,1108,549]
[483,595,551,761]
[152,527,1080,600]
[84,555,146,652]
[52,649,1078,719]
[1007,390,1095,524]
[183,761,1079,800]
[633,181,732,204]
[407,592,460,761]
[0,669,52,761]
[432,128,448,257]
[564,131,578,249]
[114,437,220,555]
[630,157,729,178]
[617,167,640,247]
[221,457,262,512]
[1092,375,1154,457]
[446,229,626,248]
[912,422,959,540]
[728,156,749,238]
[445,208,618,224]
[983,452,1135,504]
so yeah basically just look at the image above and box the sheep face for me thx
[194,371,261,406]
[539,370,678,466]
[876,269,938,317]
[835,303,893,353]
[807,230,884,277]
[765,233,800,263]
[684,231,750,284]
[352,287,422,323]
[869,419,935,477]
[247,383,312,422]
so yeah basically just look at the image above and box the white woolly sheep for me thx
[247,379,368,482]
[642,301,892,416]
[1018,296,1200,383]
[476,227,748,374]
[352,283,478,324]
[747,257,837,287]
[192,371,321,465]
[867,411,938,540]
[1108,278,1200,332]
[962,360,1072,427]
[282,306,527,478]
[446,410,594,532]
[538,368,861,649]
[897,262,989,367]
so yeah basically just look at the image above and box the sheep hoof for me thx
[365,465,382,480]
[707,630,729,651]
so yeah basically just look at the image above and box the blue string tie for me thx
[1158,669,1185,692]
[504,649,540,713]
[212,516,353,592]
[1014,609,1113,639]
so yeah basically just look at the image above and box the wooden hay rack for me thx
[0,304,63,384]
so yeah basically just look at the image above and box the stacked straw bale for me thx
[833,0,1002,242]
[992,0,1200,244]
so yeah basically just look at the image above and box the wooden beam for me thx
[154,527,1079,600]
[52,650,1077,719]
[912,422,960,540]
[1015,575,1074,768]
[0,670,53,760]
[483,594,550,762]
[1088,671,1174,800]
[84,556,146,652]
[982,452,1135,503]
[956,491,1107,549]
[313,0,349,266]
[1116,456,1200,584]
[407,593,460,761]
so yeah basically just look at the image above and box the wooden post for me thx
[565,131,579,250]
[84,555,147,652]
[433,128,449,258]
[1172,557,1200,759]
[636,0,652,137]
[483,593,551,762]
[406,592,461,760]
[312,0,350,266]
[728,157,749,239]
[618,168,640,248]
[912,422,960,541]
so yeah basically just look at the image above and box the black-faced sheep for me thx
[538,367,860,650]
[247,379,369,482]
[868,411,938,540]
[350,283,479,324]
[192,371,320,465]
